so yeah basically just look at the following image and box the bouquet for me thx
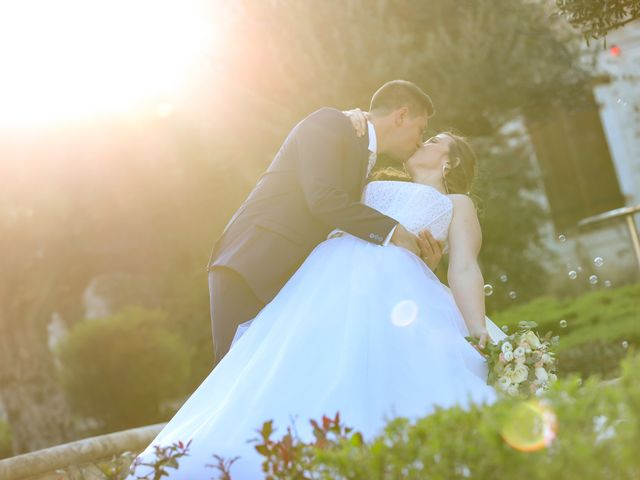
[468,321,560,397]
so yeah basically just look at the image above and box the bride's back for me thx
[363,180,453,246]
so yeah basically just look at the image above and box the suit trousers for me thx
[208,266,265,364]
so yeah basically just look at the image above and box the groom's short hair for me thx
[369,80,434,118]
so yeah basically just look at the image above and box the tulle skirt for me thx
[129,234,498,479]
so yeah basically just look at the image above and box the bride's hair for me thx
[369,132,477,195]
[441,132,477,195]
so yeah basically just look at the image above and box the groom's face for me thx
[387,109,429,163]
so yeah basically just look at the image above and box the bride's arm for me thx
[446,194,488,349]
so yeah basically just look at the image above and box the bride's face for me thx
[405,134,454,172]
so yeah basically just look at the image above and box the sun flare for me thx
[0,0,225,126]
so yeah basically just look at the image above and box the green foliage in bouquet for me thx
[493,284,640,378]
[57,306,192,432]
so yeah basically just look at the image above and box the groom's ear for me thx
[394,106,410,125]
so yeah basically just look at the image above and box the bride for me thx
[128,118,506,479]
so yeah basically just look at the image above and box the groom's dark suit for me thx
[206,107,398,362]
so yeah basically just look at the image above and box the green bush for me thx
[58,306,192,431]
[123,350,640,480]
[0,419,12,459]
[291,349,640,480]
[492,284,640,378]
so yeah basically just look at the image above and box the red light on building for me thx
[610,45,621,57]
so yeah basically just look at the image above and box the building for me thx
[526,20,640,292]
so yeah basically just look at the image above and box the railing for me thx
[0,423,165,480]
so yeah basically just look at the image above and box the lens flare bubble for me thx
[390,300,419,327]
[500,400,558,452]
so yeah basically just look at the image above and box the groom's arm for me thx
[294,108,397,245]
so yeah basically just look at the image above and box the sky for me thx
[0,0,233,128]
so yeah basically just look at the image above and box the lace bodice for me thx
[363,181,453,245]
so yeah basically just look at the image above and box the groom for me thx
[206,79,441,362]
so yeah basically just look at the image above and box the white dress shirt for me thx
[366,121,397,245]
[327,120,397,245]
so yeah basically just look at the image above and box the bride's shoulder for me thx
[448,194,477,215]
[448,193,472,202]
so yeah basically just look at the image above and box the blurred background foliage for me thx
[0,0,618,455]
[494,283,640,379]
[57,307,192,433]
[555,0,640,41]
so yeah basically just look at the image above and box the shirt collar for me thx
[367,120,377,154]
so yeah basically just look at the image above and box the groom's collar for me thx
[367,120,377,154]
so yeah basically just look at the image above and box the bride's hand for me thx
[342,108,369,137]
[468,325,489,352]
[418,229,443,272]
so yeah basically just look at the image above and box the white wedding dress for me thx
[128,181,506,479]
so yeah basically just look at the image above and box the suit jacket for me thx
[207,107,398,303]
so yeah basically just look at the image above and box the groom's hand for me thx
[390,224,421,257]
[418,229,443,272]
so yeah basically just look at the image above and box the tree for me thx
[0,158,81,452]
[0,0,594,448]
[555,0,640,40]
[212,0,591,308]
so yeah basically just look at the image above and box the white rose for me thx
[519,340,532,353]
[501,342,513,354]
[498,376,511,390]
[503,350,514,362]
[542,353,552,364]
[505,368,518,384]
[524,331,542,349]
[513,346,525,359]
[535,367,549,382]
[512,364,529,384]
[507,384,519,396]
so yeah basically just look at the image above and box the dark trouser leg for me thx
[208,266,265,364]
